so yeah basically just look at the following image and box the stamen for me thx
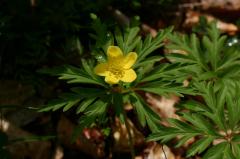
[108,67,124,78]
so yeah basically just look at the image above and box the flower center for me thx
[108,66,124,78]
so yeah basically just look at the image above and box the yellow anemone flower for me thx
[94,46,138,84]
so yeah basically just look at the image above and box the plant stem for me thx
[122,110,135,159]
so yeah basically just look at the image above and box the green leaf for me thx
[123,27,141,53]
[232,135,240,142]
[112,93,125,124]
[136,26,173,64]
[39,65,107,87]
[71,87,106,98]
[39,87,107,113]
[115,27,124,51]
[72,100,108,142]
[147,127,180,143]
[138,80,195,97]
[76,97,96,114]
[175,134,196,148]
[181,112,217,136]
[134,56,163,68]
[232,143,240,158]
[130,93,161,132]
[203,142,228,159]
[167,118,197,133]
[187,136,215,157]
[166,22,240,89]
[39,92,82,112]
[130,94,146,127]
[140,63,190,83]
[63,99,81,112]
[39,100,67,112]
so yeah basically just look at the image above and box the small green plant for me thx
[148,81,240,158]
[39,21,240,158]
[166,23,240,91]
[148,23,240,158]
[39,22,195,158]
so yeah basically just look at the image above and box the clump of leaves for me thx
[39,21,194,143]
[166,22,240,92]
[148,23,240,158]
[148,82,240,158]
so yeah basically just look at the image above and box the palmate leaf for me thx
[147,112,220,157]
[148,82,240,158]
[166,22,240,90]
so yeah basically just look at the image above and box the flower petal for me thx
[94,63,108,76]
[120,69,137,82]
[107,46,123,59]
[105,74,119,84]
[123,52,138,69]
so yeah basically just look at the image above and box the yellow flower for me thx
[94,46,138,84]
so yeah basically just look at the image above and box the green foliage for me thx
[146,23,240,158]
[39,24,195,140]
[39,20,240,158]
[5,0,240,158]
[166,22,240,92]
[148,82,240,158]
[39,60,108,87]
[130,93,161,132]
